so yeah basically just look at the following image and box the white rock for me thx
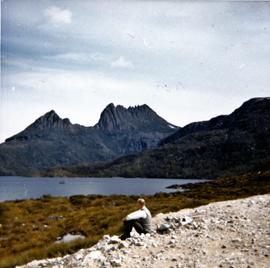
[119,240,129,248]
[83,250,105,262]
[103,234,111,240]
[181,216,193,225]
[74,253,83,261]
[168,239,176,245]
[110,258,122,267]
[121,249,129,255]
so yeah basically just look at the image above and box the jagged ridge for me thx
[55,97,270,179]
[6,110,72,142]
[0,104,177,176]
[95,103,177,133]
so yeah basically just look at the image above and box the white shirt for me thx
[126,206,151,221]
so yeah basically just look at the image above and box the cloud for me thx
[110,56,134,68]
[53,53,83,61]
[44,6,72,25]
[44,52,108,65]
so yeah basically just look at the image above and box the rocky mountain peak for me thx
[95,103,177,133]
[104,103,116,111]
[5,110,71,142]
[29,110,71,130]
[41,110,60,122]
[45,110,58,117]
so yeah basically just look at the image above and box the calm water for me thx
[0,176,204,202]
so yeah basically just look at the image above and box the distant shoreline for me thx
[0,177,205,202]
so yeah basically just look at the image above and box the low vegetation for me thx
[0,170,270,268]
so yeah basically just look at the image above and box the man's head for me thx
[137,198,145,208]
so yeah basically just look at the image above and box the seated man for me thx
[120,198,152,240]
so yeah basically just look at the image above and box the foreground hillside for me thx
[1,170,269,268]
[19,194,270,268]
[46,97,270,178]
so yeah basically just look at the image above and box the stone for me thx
[74,251,84,261]
[231,238,241,243]
[100,261,111,268]
[135,241,145,247]
[109,236,121,244]
[118,241,129,249]
[48,215,64,221]
[157,223,171,234]
[110,259,122,267]
[85,250,105,261]
[168,239,176,245]
[103,235,110,240]
[181,216,193,226]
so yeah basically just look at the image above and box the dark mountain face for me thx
[56,98,270,179]
[5,110,72,142]
[0,104,178,176]
[94,103,177,155]
[95,103,176,133]
[161,98,270,145]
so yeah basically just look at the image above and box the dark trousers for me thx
[121,219,145,239]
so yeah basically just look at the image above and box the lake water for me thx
[0,176,204,202]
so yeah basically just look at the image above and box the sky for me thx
[1,0,270,143]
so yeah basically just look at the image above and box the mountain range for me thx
[42,97,270,179]
[1,97,269,178]
[0,104,177,176]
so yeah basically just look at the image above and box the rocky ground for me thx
[18,194,270,268]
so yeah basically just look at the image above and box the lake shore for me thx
[0,177,204,202]
[0,170,269,268]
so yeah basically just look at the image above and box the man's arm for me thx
[125,209,147,221]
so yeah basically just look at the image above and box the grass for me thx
[0,170,270,268]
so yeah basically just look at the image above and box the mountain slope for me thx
[94,103,177,155]
[0,104,177,176]
[52,97,270,178]
[95,103,176,133]
[161,97,270,145]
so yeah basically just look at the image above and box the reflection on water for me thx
[0,176,205,202]
[55,233,85,244]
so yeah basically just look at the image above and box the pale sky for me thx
[1,0,270,143]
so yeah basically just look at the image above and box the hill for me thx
[48,97,270,178]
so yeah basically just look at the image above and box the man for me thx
[120,198,152,240]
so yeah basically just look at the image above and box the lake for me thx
[0,176,204,202]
